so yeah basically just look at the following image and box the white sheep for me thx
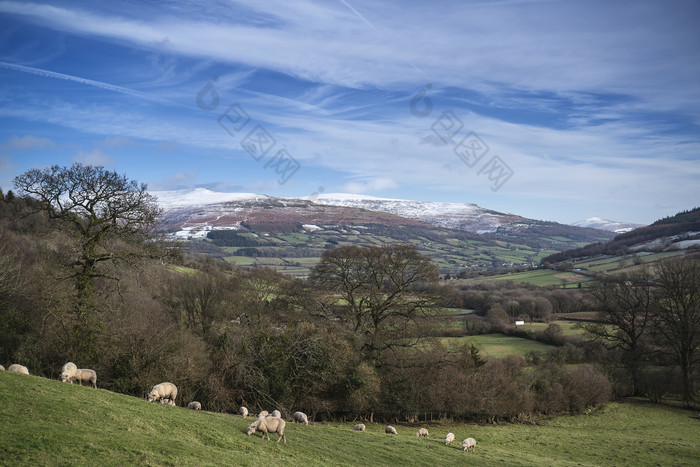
[416,428,429,438]
[60,362,97,388]
[445,432,455,445]
[462,437,476,453]
[352,423,366,431]
[8,364,29,375]
[385,425,397,434]
[239,406,249,417]
[293,411,309,426]
[147,382,178,405]
[258,410,269,418]
[271,409,281,418]
[187,401,202,410]
[0,365,5,370]
[247,416,287,443]
[60,362,77,382]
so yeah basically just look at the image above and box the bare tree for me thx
[14,163,163,320]
[310,244,440,361]
[652,256,700,405]
[585,267,654,396]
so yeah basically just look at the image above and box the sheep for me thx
[74,369,97,388]
[385,425,397,434]
[247,416,287,443]
[239,406,249,418]
[445,432,455,445]
[187,401,202,410]
[416,428,429,438]
[258,410,269,418]
[0,365,4,370]
[293,411,309,426]
[147,382,178,405]
[60,362,78,382]
[462,438,476,453]
[60,362,97,388]
[8,364,29,375]
[271,409,281,418]
[352,424,366,431]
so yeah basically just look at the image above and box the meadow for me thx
[1,372,698,466]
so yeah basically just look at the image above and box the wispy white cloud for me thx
[1,134,55,151]
[72,149,113,166]
[340,177,398,194]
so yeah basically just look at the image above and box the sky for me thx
[0,0,699,225]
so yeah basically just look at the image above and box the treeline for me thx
[206,230,263,247]
[446,280,594,319]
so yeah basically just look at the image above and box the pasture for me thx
[1,372,698,466]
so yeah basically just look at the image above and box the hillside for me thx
[570,217,645,233]
[152,189,612,277]
[542,207,700,264]
[2,372,698,466]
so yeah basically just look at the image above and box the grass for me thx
[1,372,698,466]
[519,320,586,336]
[440,333,554,358]
[458,269,592,287]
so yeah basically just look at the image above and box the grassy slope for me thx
[2,373,698,466]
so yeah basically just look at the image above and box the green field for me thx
[520,320,586,336]
[2,372,698,466]
[456,268,592,287]
[440,333,554,358]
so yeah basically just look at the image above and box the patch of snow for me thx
[302,224,322,231]
[150,188,266,209]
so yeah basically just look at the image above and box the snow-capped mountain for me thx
[150,189,525,236]
[571,217,645,234]
[308,193,523,234]
[149,189,612,248]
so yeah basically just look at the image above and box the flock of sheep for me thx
[383,425,476,453]
[2,364,478,452]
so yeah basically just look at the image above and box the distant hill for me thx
[542,207,700,264]
[570,217,645,233]
[151,189,612,276]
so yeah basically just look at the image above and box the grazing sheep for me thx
[187,401,202,410]
[352,424,366,431]
[0,365,5,370]
[271,410,281,418]
[385,425,397,434]
[293,411,309,426]
[8,364,29,375]
[247,416,287,443]
[462,438,476,453]
[258,410,269,418]
[445,432,455,445]
[416,428,429,438]
[239,406,249,417]
[60,362,78,382]
[60,362,97,388]
[75,369,97,388]
[147,382,178,405]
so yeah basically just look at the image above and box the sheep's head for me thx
[60,373,70,382]
[147,391,157,402]
[246,422,258,435]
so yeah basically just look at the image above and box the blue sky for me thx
[1,0,698,224]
